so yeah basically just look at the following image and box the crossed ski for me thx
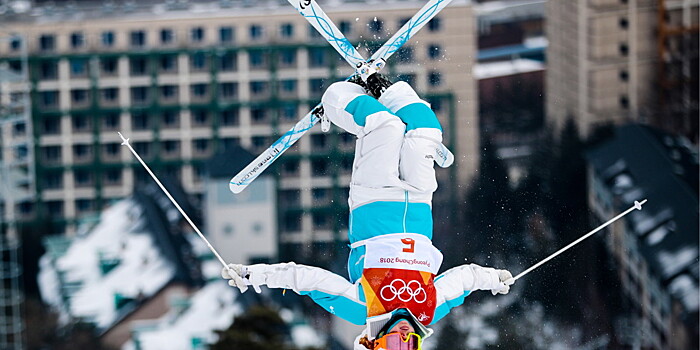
[230,0,454,194]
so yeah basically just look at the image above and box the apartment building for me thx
[546,0,698,139]
[587,124,698,350]
[0,0,477,265]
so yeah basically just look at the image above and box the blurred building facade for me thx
[546,0,699,141]
[587,124,699,350]
[0,0,477,267]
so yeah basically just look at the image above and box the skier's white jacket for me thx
[250,260,504,326]
[237,82,504,325]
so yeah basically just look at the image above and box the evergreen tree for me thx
[212,305,295,350]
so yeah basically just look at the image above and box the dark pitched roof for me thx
[206,145,260,179]
[586,123,699,312]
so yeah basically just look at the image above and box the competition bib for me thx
[358,233,443,325]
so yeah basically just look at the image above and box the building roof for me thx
[586,123,699,313]
[206,145,258,179]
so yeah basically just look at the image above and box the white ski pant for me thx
[321,81,444,210]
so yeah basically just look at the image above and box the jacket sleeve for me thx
[430,264,501,324]
[252,262,368,325]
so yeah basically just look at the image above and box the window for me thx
[191,83,208,98]
[72,144,92,160]
[42,117,61,135]
[311,134,327,148]
[279,48,296,66]
[309,24,323,39]
[71,114,90,132]
[313,213,328,229]
[9,37,21,51]
[428,71,442,86]
[312,159,328,176]
[312,188,327,201]
[218,52,237,71]
[193,139,210,153]
[309,78,325,95]
[280,23,294,38]
[42,146,62,163]
[619,70,629,82]
[428,17,442,31]
[71,89,88,105]
[131,112,149,130]
[133,142,151,158]
[619,95,629,109]
[162,111,179,127]
[160,29,174,44]
[280,79,297,94]
[619,43,629,56]
[103,113,120,129]
[619,18,629,29]
[160,85,178,100]
[220,26,234,43]
[221,108,239,126]
[397,73,416,87]
[160,55,177,72]
[369,18,383,33]
[428,44,442,60]
[40,61,58,79]
[43,171,63,190]
[190,52,207,71]
[251,136,267,149]
[251,107,267,123]
[280,103,297,120]
[339,21,352,35]
[40,91,59,108]
[396,46,414,63]
[250,24,264,40]
[192,110,209,125]
[249,50,266,68]
[250,81,268,95]
[131,87,149,104]
[70,32,85,49]
[282,159,299,176]
[74,169,93,187]
[162,140,180,155]
[101,31,115,47]
[46,201,64,218]
[101,57,118,75]
[76,199,94,213]
[221,137,240,150]
[39,34,55,51]
[398,17,411,28]
[130,57,148,76]
[104,169,122,185]
[70,58,88,77]
[283,212,301,232]
[103,143,120,157]
[130,30,146,47]
[220,82,238,99]
[308,48,327,67]
[191,27,205,43]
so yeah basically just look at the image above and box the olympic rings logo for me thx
[379,279,427,304]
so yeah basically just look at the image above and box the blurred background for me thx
[0,0,697,349]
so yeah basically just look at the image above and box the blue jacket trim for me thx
[395,103,442,131]
[344,95,391,127]
[431,290,472,324]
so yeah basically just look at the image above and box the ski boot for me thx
[355,59,392,99]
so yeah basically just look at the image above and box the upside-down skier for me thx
[222,66,514,350]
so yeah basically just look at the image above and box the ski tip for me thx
[634,199,647,210]
[229,182,245,194]
[434,144,454,168]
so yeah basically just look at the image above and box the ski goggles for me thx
[374,332,422,350]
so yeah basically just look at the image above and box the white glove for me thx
[221,264,249,293]
[491,269,514,295]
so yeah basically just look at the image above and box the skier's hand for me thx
[221,264,249,293]
[491,269,514,295]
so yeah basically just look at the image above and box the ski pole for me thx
[506,199,647,285]
[118,132,230,270]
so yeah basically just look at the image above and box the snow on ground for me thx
[122,280,241,350]
[38,200,176,329]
